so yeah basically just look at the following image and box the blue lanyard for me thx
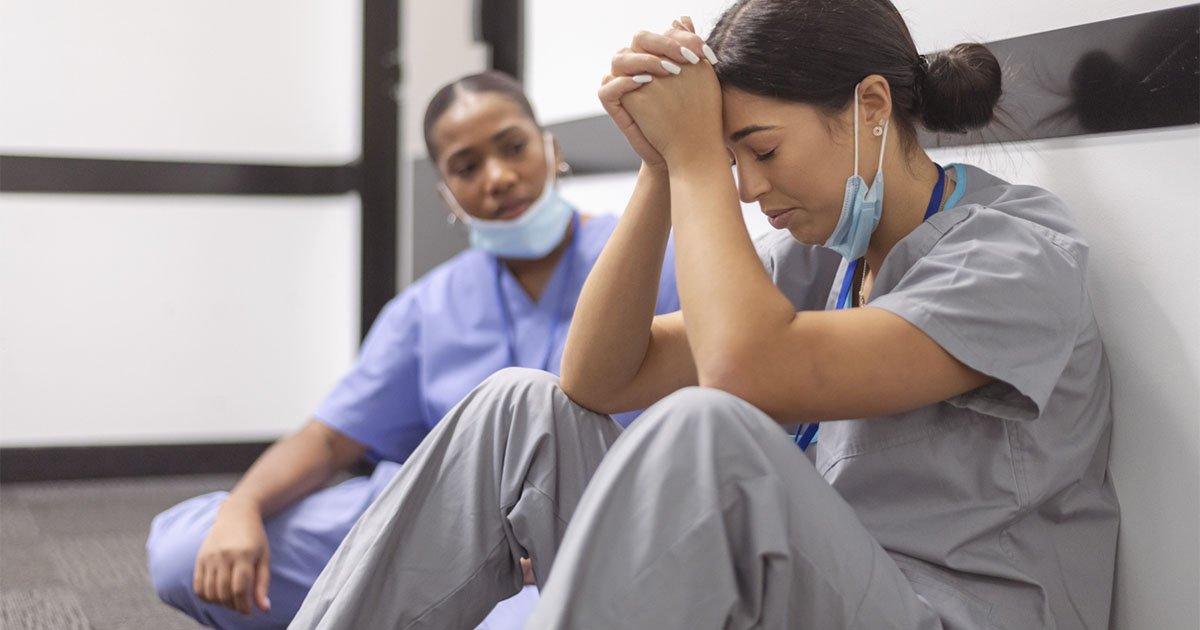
[795,164,947,451]
[493,213,580,372]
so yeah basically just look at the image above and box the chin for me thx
[786,225,825,246]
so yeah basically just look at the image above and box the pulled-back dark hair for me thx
[422,70,540,161]
[707,0,1002,142]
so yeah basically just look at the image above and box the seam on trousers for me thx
[604,503,724,609]
[603,475,765,618]
[845,544,879,628]
[403,536,512,630]
[502,482,572,529]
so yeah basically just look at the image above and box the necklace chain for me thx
[858,261,869,307]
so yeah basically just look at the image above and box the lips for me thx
[764,207,796,230]
[493,199,531,220]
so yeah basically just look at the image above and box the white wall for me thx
[397,0,488,286]
[528,1,1200,629]
[0,0,360,164]
[0,194,359,445]
[0,1,363,445]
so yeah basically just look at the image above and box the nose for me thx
[735,161,770,205]
[484,157,518,197]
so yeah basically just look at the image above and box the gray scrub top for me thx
[755,164,1119,630]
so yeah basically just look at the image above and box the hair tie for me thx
[914,54,929,80]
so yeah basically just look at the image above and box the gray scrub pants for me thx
[290,368,942,629]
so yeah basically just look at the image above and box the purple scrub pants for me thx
[146,462,538,629]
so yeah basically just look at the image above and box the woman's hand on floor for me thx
[193,499,272,616]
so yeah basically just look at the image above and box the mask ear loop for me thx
[873,118,890,184]
[437,182,471,225]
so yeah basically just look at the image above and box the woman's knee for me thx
[471,367,574,419]
[637,387,773,440]
[479,366,561,393]
[145,495,219,602]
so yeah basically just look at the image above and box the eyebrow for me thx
[729,125,777,143]
[445,125,525,164]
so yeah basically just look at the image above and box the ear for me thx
[858,75,894,128]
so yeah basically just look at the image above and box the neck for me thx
[863,153,951,275]
[502,216,578,302]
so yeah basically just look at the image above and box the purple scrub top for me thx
[313,213,679,463]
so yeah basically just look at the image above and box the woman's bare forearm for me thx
[221,419,365,518]
[560,164,673,405]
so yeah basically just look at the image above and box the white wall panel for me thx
[0,193,360,445]
[0,0,361,163]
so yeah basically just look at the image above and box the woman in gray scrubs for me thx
[291,1,1119,628]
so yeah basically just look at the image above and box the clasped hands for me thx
[598,16,725,168]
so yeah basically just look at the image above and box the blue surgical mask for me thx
[824,85,889,261]
[439,133,574,260]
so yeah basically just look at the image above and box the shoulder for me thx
[387,248,494,318]
[947,164,1088,262]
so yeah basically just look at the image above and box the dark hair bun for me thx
[919,43,1003,133]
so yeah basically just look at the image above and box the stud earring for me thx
[872,123,884,137]
[557,161,572,175]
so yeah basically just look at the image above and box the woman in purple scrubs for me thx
[145,70,678,630]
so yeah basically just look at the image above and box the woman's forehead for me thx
[721,88,821,139]
[432,92,537,155]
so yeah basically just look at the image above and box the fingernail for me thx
[660,59,681,75]
[632,74,653,84]
[264,597,272,610]
[702,44,719,64]
[680,47,701,64]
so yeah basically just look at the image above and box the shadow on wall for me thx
[920,5,1200,148]
[1051,10,1200,134]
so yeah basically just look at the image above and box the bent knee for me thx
[640,387,772,437]
[473,367,567,405]
[145,499,217,602]
[147,537,198,603]
[482,366,560,390]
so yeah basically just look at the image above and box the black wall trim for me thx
[0,442,273,482]
[538,5,1199,175]
[359,0,400,338]
[478,0,524,80]
[920,3,1199,148]
[0,155,360,195]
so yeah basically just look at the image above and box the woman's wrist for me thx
[666,145,729,182]
[219,494,264,519]
[641,160,669,180]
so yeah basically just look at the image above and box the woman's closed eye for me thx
[753,148,777,162]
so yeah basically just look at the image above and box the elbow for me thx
[559,367,607,414]
[558,369,587,404]
[694,343,761,401]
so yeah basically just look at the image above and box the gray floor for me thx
[1,474,240,629]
